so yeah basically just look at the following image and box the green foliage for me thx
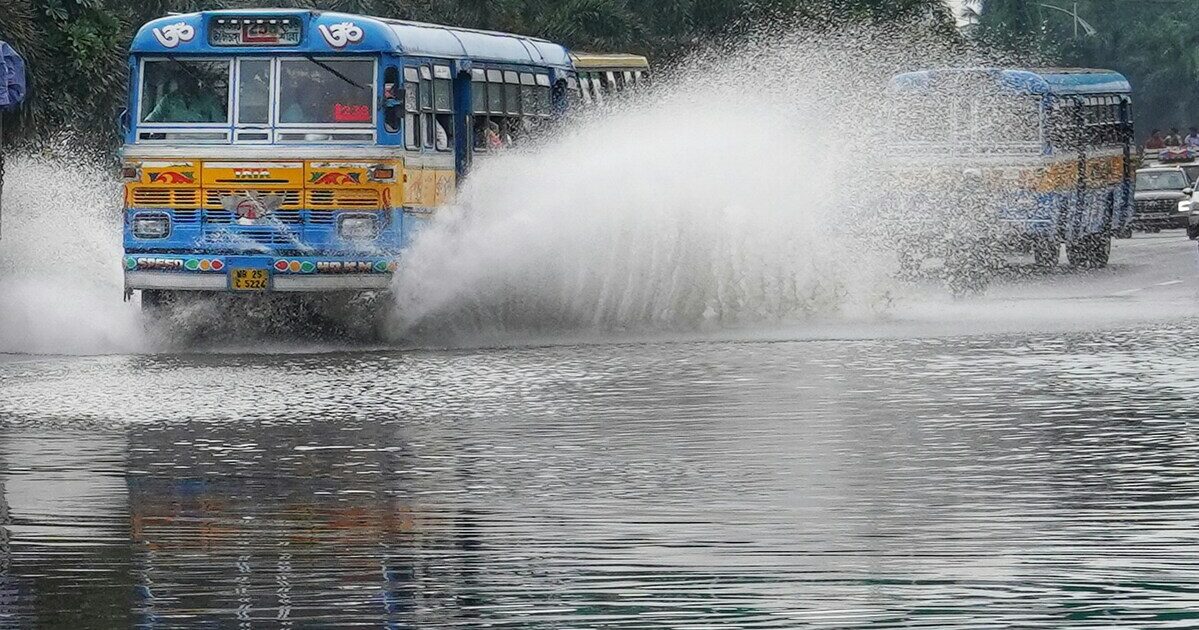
[975,0,1199,139]
[0,0,955,150]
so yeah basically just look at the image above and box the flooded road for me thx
[3,235,1199,627]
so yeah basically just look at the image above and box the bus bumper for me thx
[123,254,397,293]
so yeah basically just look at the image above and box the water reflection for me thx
[1,327,1199,625]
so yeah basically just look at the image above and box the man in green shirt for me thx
[145,78,225,123]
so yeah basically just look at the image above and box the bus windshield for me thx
[278,59,375,125]
[140,59,230,124]
[893,93,1042,153]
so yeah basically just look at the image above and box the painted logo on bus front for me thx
[318,22,364,49]
[310,172,361,185]
[148,171,195,184]
[152,22,195,48]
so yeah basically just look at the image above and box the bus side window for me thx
[578,76,592,106]
[504,71,521,119]
[536,74,551,117]
[487,69,504,122]
[471,69,488,152]
[384,66,401,134]
[520,73,536,120]
[433,65,453,152]
[589,73,604,105]
[404,67,419,150]
[420,66,434,149]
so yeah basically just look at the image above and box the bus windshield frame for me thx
[890,92,1045,156]
[136,55,378,142]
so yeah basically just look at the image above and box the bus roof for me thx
[570,53,650,70]
[890,68,1132,97]
[131,10,573,69]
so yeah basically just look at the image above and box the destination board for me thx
[209,18,302,46]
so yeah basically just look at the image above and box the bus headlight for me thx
[132,213,170,239]
[339,214,379,240]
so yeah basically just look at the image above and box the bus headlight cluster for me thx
[338,214,380,240]
[132,213,170,239]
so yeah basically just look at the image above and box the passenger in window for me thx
[435,118,449,151]
[481,119,503,150]
[146,77,224,123]
[473,117,488,150]
[1145,129,1166,151]
[500,118,516,146]
[1165,128,1184,147]
[1185,127,1199,148]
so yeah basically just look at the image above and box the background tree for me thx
[0,0,954,151]
[975,0,1199,140]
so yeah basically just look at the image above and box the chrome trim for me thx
[272,274,391,292]
[126,271,392,292]
[126,271,227,291]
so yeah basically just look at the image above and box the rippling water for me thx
[1,326,1199,627]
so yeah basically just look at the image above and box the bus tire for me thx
[1091,233,1112,268]
[1032,239,1060,267]
[1066,234,1110,269]
[141,289,173,313]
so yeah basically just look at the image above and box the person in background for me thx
[435,118,449,151]
[484,119,503,150]
[1185,127,1199,148]
[1145,129,1166,151]
[1165,127,1184,147]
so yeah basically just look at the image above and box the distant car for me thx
[1132,167,1192,233]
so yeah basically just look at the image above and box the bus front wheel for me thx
[140,290,177,314]
[1032,239,1060,268]
[1067,234,1111,269]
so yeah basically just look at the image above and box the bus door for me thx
[453,67,472,180]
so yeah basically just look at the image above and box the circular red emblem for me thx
[235,199,260,220]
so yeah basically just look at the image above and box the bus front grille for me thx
[132,188,200,207]
[308,189,381,209]
[203,210,303,225]
[203,189,303,210]
[204,228,298,246]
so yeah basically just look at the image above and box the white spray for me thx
[387,32,948,341]
[0,152,147,355]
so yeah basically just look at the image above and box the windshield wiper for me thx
[304,56,366,90]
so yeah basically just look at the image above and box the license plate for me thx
[230,268,269,291]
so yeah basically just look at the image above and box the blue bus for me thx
[121,10,575,308]
[886,68,1134,284]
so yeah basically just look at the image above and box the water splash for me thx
[0,152,147,355]
[387,32,948,341]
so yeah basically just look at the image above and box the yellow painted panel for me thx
[201,161,304,188]
[419,169,436,207]
[433,170,456,206]
[306,162,372,187]
[135,160,200,188]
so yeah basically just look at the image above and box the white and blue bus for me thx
[120,10,575,307]
[886,68,1134,284]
